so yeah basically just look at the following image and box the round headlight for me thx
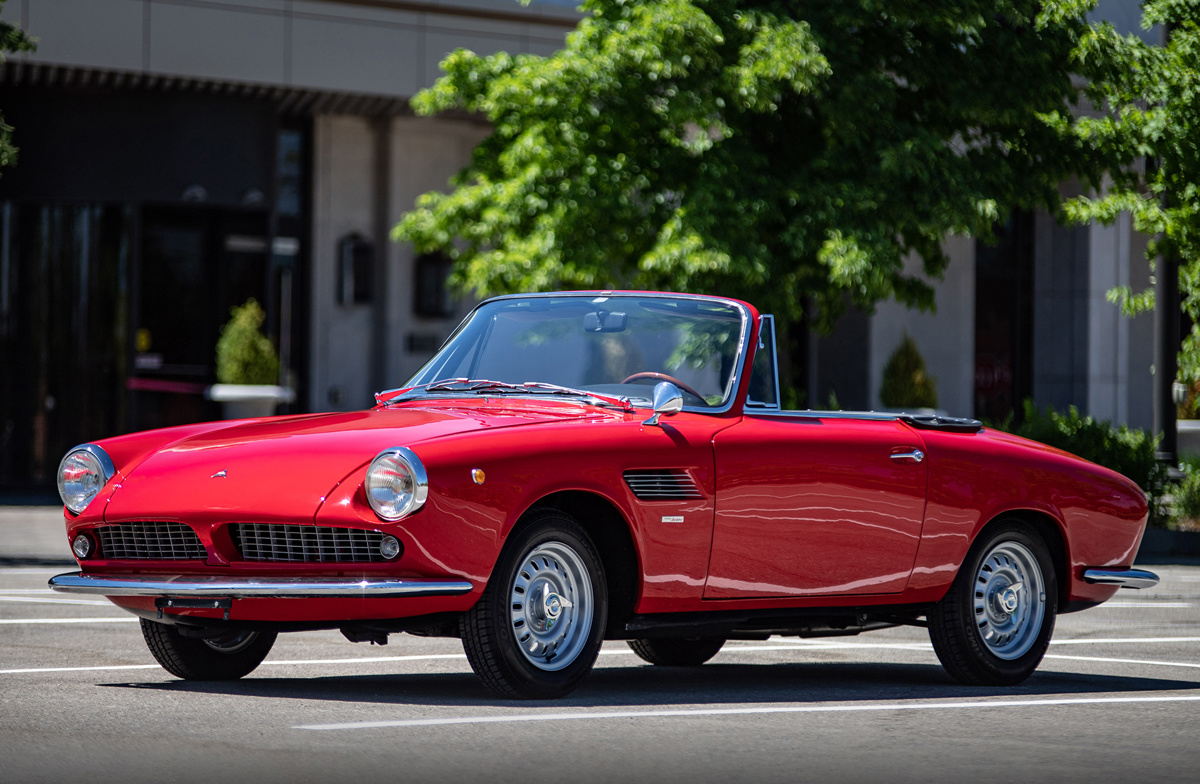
[57,444,116,515]
[365,447,429,521]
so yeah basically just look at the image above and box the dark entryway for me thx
[974,211,1035,423]
[130,206,274,431]
[0,86,309,494]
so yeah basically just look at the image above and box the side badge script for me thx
[212,469,228,479]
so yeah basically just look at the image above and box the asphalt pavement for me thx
[2,507,1199,783]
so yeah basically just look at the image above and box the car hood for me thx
[102,401,615,524]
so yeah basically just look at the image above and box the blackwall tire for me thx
[140,619,276,680]
[461,509,607,699]
[627,637,726,666]
[928,520,1057,686]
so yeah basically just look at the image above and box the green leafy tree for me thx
[880,332,938,409]
[0,2,35,172]
[1064,0,1200,381]
[395,0,1105,394]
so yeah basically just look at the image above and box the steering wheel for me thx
[620,372,707,403]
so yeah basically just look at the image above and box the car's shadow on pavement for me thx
[100,658,1200,710]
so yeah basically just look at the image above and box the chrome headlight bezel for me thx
[365,446,429,521]
[57,444,116,515]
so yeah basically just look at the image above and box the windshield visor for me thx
[406,295,748,409]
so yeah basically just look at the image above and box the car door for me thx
[704,413,928,598]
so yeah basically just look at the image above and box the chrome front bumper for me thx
[1082,568,1160,590]
[49,571,474,599]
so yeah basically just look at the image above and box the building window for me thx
[414,252,453,318]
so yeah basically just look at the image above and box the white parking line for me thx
[0,596,114,607]
[5,635,1199,676]
[1050,637,1200,645]
[1101,602,1193,608]
[0,617,137,625]
[721,642,933,653]
[1045,653,1200,670]
[0,653,473,675]
[261,654,466,666]
[722,637,1200,651]
[294,694,1200,731]
[0,664,161,674]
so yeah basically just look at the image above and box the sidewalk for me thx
[0,507,74,565]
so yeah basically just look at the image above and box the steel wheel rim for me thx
[508,541,594,672]
[972,541,1046,660]
[204,631,258,654]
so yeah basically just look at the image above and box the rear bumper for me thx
[1082,568,1160,590]
[48,571,474,599]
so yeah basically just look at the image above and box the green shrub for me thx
[880,333,938,409]
[1013,400,1168,526]
[215,298,280,385]
[1167,456,1200,531]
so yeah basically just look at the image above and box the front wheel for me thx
[140,619,276,680]
[928,520,1057,685]
[461,509,608,699]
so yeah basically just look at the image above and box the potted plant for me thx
[207,298,295,419]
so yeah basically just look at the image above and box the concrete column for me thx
[868,235,975,417]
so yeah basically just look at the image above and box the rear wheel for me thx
[627,637,726,666]
[140,619,276,680]
[928,520,1057,685]
[461,509,607,699]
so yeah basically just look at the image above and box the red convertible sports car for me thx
[50,291,1158,698]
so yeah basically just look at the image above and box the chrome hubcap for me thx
[509,541,593,672]
[973,541,1045,660]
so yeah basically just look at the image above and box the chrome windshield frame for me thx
[394,291,754,416]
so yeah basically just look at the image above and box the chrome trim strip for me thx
[71,443,117,483]
[58,443,118,514]
[745,314,781,411]
[1082,568,1160,590]
[367,446,430,520]
[48,571,474,599]
[751,410,903,422]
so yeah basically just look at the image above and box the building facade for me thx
[0,0,1169,496]
[0,0,576,493]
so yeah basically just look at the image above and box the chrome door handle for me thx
[890,449,925,463]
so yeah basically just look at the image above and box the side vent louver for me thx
[623,470,702,500]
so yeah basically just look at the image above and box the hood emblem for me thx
[212,470,227,479]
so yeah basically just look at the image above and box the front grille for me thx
[230,523,388,563]
[624,470,703,500]
[96,522,207,560]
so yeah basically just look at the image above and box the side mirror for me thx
[643,381,683,427]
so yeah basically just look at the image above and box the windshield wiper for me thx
[375,378,633,411]
[426,378,524,393]
[375,378,519,405]
[516,382,633,411]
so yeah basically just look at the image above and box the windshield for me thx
[403,294,748,409]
